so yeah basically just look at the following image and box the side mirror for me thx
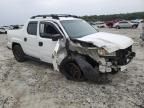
[40,33,51,38]
[51,34,63,41]
[40,33,63,41]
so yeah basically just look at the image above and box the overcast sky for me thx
[0,0,144,25]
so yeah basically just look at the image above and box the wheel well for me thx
[12,42,21,49]
[132,24,137,27]
[84,55,99,68]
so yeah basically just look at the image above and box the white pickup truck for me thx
[7,14,136,82]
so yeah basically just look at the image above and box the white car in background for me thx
[94,21,107,28]
[0,28,7,34]
[131,19,143,24]
[113,21,137,29]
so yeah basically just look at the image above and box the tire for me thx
[60,58,85,81]
[12,45,26,62]
[132,25,137,29]
[111,68,119,74]
[116,26,120,29]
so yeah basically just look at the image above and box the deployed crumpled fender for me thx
[74,55,100,81]
[77,32,134,53]
[53,39,109,82]
[59,54,109,83]
[73,55,109,83]
[52,40,67,71]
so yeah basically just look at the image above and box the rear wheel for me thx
[132,25,137,29]
[116,26,120,29]
[12,45,26,62]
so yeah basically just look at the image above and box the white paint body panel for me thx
[0,28,6,33]
[77,32,134,53]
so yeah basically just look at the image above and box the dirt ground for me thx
[0,28,144,108]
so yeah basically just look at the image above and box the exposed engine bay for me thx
[52,38,135,82]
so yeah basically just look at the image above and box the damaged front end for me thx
[69,39,135,72]
[99,46,136,73]
[53,38,135,82]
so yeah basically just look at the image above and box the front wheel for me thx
[60,59,85,81]
[12,45,26,62]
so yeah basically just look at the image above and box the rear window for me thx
[27,21,38,35]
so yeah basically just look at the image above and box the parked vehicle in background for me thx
[130,19,143,28]
[105,19,122,28]
[105,21,114,28]
[10,25,20,29]
[9,25,23,30]
[2,26,11,30]
[7,14,135,82]
[0,25,15,34]
[94,21,107,28]
[19,25,24,29]
[89,21,95,25]
[0,28,7,34]
[131,19,143,23]
[0,25,24,34]
[89,22,99,31]
[130,21,139,28]
[113,21,138,29]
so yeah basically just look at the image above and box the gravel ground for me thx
[0,28,144,108]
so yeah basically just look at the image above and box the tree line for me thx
[81,12,144,22]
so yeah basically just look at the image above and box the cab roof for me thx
[29,14,80,21]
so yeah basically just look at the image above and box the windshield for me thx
[61,20,97,38]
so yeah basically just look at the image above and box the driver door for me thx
[38,21,63,63]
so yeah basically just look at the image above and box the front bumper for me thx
[99,46,136,73]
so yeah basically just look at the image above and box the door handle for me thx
[24,37,27,42]
[39,42,43,46]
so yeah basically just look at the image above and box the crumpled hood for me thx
[77,32,134,53]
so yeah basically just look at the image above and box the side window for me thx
[119,22,123,24]
[27,21,38,35]
[40,22,59,38]
[120,21,128,24]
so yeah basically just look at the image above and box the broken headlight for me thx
[98,48,107,56]
[98,48,116,56]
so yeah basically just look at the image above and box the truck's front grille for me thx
[116,46,135,65]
